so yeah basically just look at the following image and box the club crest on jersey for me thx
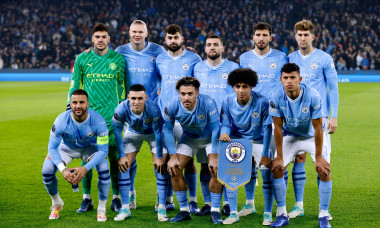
[221,73,228,79]
[144,118,151,123]
[302,106,309,113]
[87,132,94,137]
[183,64,189,70]
[252,112,259,118]
[270,62,276,69]
[311,63,318,69]
[225,142,246,163]
[151,57,156,62]
[109,63,116,70]
[198,114,206,120]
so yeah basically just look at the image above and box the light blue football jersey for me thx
[194,59,239,112]
[156,49,202,114]
[112,99,164,158]
[115,42,166,101]
[289,49,339,119]
[240,48,288,99]
[163,94,219,139]
[221,91,272,141]
[48,110,109,170]
[269,84,322,137]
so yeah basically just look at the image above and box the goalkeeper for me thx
[67,23,127,213]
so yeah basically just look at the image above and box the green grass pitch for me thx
[0,81,379,227]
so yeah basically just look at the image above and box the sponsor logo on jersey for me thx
[153,117,160,122]
[86,73,115,79]
[225,142,246,163]
[270,62,276,69]
[302,106,309,113]
[221,73,228,79]
[313,104,321,111]
[198,114,206,120]
[252,112,259,118]
[209,109,217,116]
[109,63,116,70]
[144,118,151,123]
[183,64,189,70]
[311,63,318,69]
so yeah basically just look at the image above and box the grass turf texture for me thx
[0,81,379,227]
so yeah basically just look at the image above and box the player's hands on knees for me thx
[167,155,180,177]
[271,156,284,173]
[118,157,130,173]
[315,157,330,176]
[154,157,166,175]
[71,167,88,185]
[327,118,337,134]
[219,133,231,142]
[259,156,272,168]
[62,168,74,184]
[208,154,219,176]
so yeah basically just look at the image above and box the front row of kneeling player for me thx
[43,63,332,228]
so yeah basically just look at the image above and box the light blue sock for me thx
[292,162,306,203]
[319,181,332,210]
[200,174,211,203]
[185,173,197,199]
[175,190,189,209]
[284,169,289,188]
[244,167,257,200]
[223,187,228,203]
[261,169,274,213]
[42,159,58,196]
[129,159,137,192]
[156,173,169,205]
[273,177,286,207]
[118,168,130,205]
[226,189,238,212]
[95,159,111,200]
[211,192,222,209]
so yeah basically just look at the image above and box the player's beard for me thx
[207,52,221,60]
[256,42,268,51]
[73,107,88,119]
[168,43,182,52]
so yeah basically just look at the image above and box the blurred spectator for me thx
[0,0,379,69]
[336,56,347,70]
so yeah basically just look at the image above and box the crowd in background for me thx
[0,0,379,70]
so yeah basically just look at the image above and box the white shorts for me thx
[58,143,97,165]
[176,134,212,159]
[173,122,183,142]
[123,129,167,154]
[281,135,330,167]
[322,118,332,155]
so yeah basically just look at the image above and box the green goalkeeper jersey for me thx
[67,49,127,130]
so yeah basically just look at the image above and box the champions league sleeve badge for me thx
[217,139,252,191]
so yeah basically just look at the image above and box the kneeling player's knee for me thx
[272,167,284,179]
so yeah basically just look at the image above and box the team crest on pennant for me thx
[252,112,259,118]
[226,142,246,163]
[198,114,205,120]
[311,63,318,69]
[221,73,228,79]
[302,106,309,113]
[109,63,116,70]
[183,64,189,70]
[270,62,276,69]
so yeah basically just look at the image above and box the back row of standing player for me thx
[64,19,338,226]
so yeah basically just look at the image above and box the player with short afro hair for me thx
[227,68,258,88]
